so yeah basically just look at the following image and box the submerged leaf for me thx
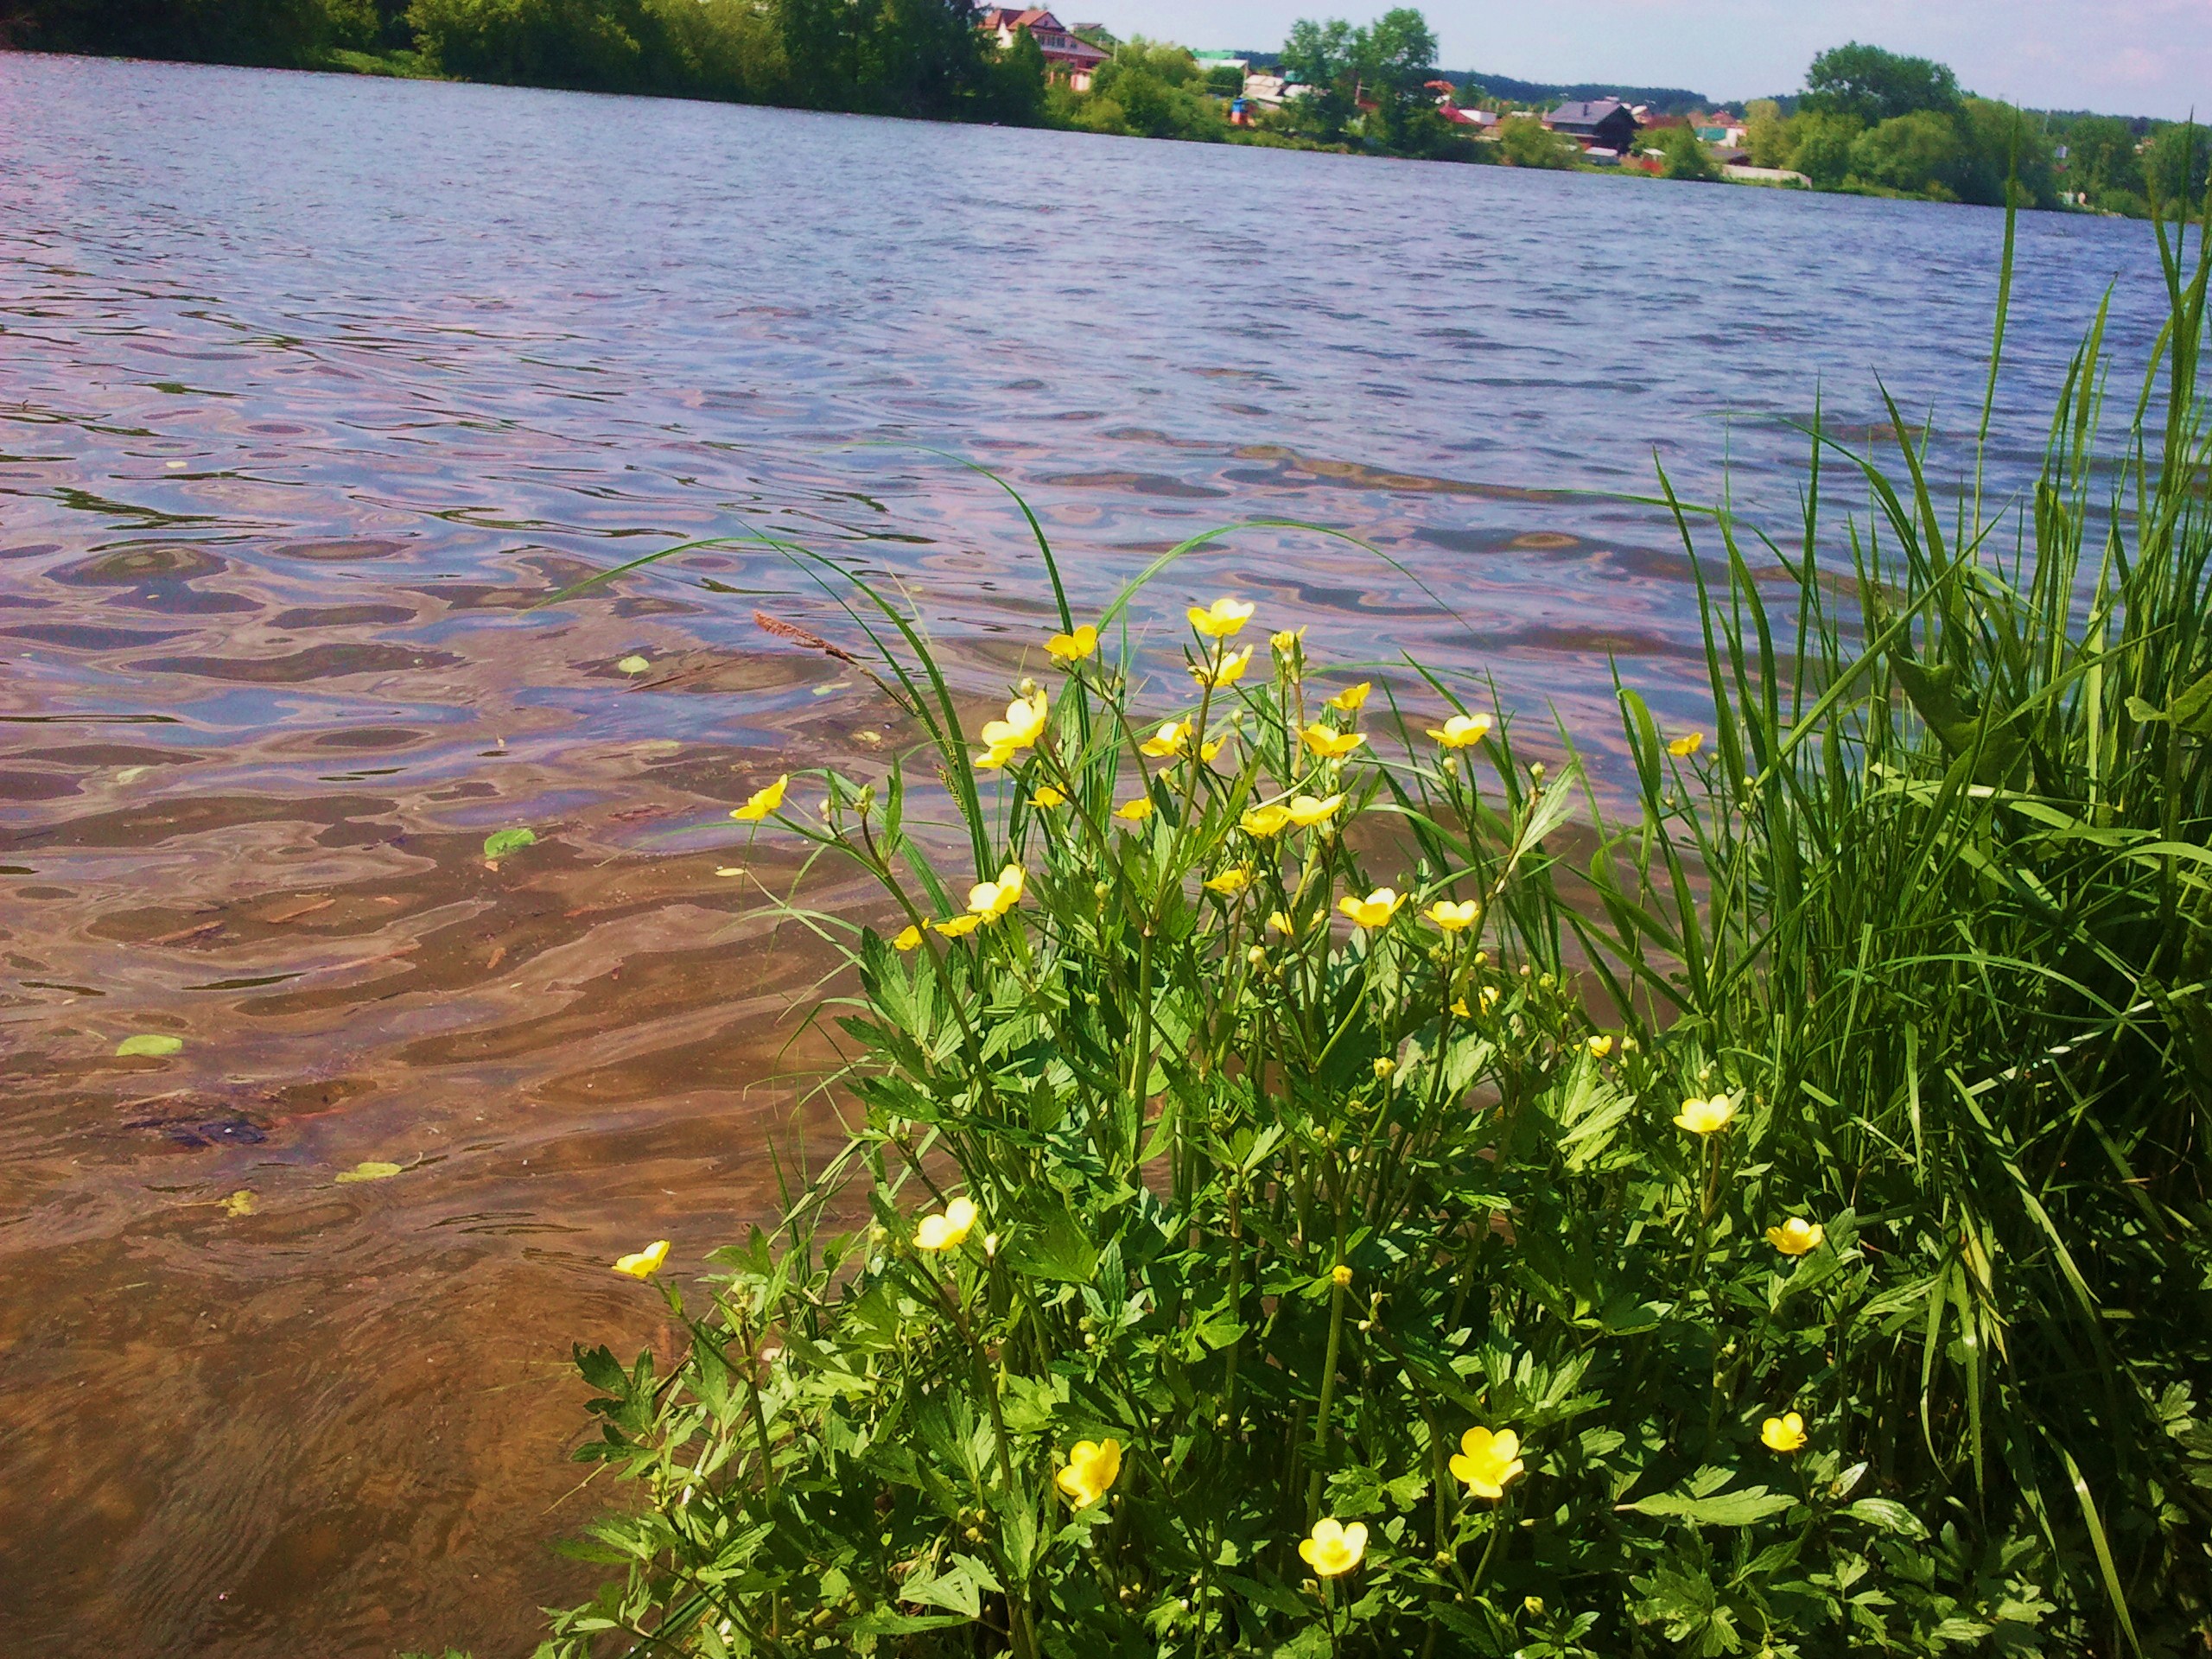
[483,828,537,859]
[116,1033,184,1058]
[222,1189,257,1217]
[616,655,651,676]
[335,1160,405,1184]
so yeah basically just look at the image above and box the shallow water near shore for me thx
[0,49,2178,1656]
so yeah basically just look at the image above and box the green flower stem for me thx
[1306,1255,1351,1528]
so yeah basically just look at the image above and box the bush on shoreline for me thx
[538,209,2212,1657]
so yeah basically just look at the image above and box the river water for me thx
[0,49,2177,1657]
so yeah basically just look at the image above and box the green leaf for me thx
[2169,665,2212,735]
[115,1033,184,1058]
[335,1160,405,1183]
[1003,1200,1099,1284]
[616,655,651,676]
[483,828,537,859]
[1845,1497,1928,1537]
[1624,1484,1796,1526]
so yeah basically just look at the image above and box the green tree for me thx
[984,22,1048,124]
[1647,122,1719,181]
[1849,110,1967,197]
[1202,61,1243,96]
[1083,38,1224,142]
[1786,110,1864,188]
[1743,97,1789,168]
[850,0,986,119]
[1355,5,1435,100]
[1955,99,2058,208]
[407,0,645,92]
[1279,16,1353,90]
[17,0,364,66]
[1495,112,1576,169]
[2146,124,2211,216]
[2061,114,2145,205]
[1804,40,1961,124]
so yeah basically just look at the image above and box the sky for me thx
[1088,0,2210,119]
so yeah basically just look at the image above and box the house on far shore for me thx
[1426,79,1497,129]
[1543,98,1641,154]
[975,7,1110,91]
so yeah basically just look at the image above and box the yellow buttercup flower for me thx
[1116,796,1154,823]
[973,742,1020,772]
[1046,625,1097,663]
[1331,1263,1353,1287]
[1426,899,1479,931]
[1299,1517,1367,1578]
[932,913,983,939]
[1139,719,1192,759]
[979,689,1050,755]
[1448,1427,1525,1499]
[968,864,1026,919]
[1587,1034,1614,1058]
[1675,1094,1737,1135]
[1451,997,1471,1018]
[1285,793,1344,828]
[1242,802,1293,837]
[1427,713,1493,748]
[1190,645,1254,689]
[1372,1058,1395,1079]
[1203,866,1252,896]
[731,774,788,822]
[1198,736,1228,763]
[1269,626,1307,654]
[1760,1411,1808,1452]
[1325,681,1371,713]
[1189,597,1255,639]
[612,1240,671,1278]
[1765,1217,1825,1256]
[892,925,924,951]
[1669,732,1706,758]
[915,1196,977,1251]
[1267,910,1300,936]
[1338,887,1404,929]
[1031,785,1066,808]
[1055,1439,1122,1510]
[1300,722,1366,760]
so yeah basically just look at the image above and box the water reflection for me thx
[0,48,2176,1658]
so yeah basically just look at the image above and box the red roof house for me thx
[975,8,1110,91]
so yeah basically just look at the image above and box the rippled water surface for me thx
[0,48,2177,1656]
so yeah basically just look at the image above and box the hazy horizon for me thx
[1084,0,2208,120]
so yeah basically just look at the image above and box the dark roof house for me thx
[1542,98,1640,152]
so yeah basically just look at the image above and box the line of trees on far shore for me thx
[5,0,2205,219]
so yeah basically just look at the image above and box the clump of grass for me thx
[539,213,2212,1658]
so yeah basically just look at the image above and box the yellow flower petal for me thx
[1674,1094,1738,1135]
[1269,626,1306,654]
[892,924,924,951]
[1046,625,1097,663]
[1325,681,1371,712]
[1427,712,1493,749]
[1031,785,1066,808]
[1188,597,1255,639]
[1298,1517,1368,1577]
[979,690,1050,753]
[612,1239,671,1278]
[967,864,1027,918]
[1242,802,1293,837]
[1138,719,1192,759]
[1054,1438,1122,1509]
[1426,899,1479,931]
[915,1196,976,1252]
[1285,792,1344,828]
[730,773,788,822]
[1338,887,1403,929]
[1116,796,1154,823]
[1448,1426,1525,1499]
[1300,722,1365,760]
[1765,1217,1825,1256]
[932,913,982,939]
[1587,1034,1614,1058]
[1669,732,1706,758]
[1760,1411,1808,1452]
[1203,866,1252,895]
[1190,645,1254,689]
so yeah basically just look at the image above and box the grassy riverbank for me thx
[531,210,2212,1656]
